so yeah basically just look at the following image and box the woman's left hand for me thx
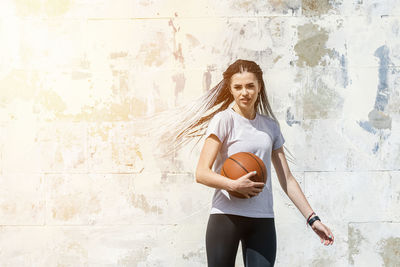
[311,220,334,246]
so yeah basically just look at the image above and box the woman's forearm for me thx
[195,169,236,191]
[286,176,316,220]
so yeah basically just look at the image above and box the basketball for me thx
[220,152,267,198]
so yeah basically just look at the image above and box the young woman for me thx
[194,59,334,267]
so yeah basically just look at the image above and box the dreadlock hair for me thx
[133,59,295,164]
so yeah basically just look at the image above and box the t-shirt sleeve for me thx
[272,121,285,150]
[205,112,229,143]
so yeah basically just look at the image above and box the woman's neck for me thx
[232,105,256,120]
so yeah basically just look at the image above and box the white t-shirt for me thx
[205,107,285,218]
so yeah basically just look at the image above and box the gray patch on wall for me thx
[121,245,152,266]
[202,65,217,93]
[378,237,400,266]
[109,51,128,59]
[302,0,333,17]
[374,46,390,110]
[340,54,349,87]
[294,23,334,67]
[131,193,161,214]
[302,74,343,119]
[359,45,392,146]
[185,34,200,47]
[169,19,185,66]
[368,109,391,130]
[270,0,301,15]
[348,224,366,265]
[357,117,391,154]
[367,45,392,129]
[328,48,350,88]
[182,246,207,265]
[173,73,186,106]
[286,107,301,126]
[358,45,393,153]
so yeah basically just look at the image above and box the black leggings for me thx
[206,213,277,267]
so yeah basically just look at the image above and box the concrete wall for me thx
[0,0,399,266]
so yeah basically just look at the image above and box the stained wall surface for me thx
[0,0,400,266]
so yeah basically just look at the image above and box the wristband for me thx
[306,211,315,224]
[308,216,320,227]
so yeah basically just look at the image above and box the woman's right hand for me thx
[231,171,265,198]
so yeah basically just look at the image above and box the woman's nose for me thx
[241,89,249,95]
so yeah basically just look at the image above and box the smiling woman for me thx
[134,59,334,266]
[193,59,334,266]
[230,71,260,120]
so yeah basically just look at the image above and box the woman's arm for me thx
[271,146,334,245]
[271,147,314,220]
[195,134,264,198]
[195,134,236,191]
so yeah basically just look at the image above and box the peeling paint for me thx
[130,193,161,214]
[33,94,146,122]
[52,193,101,221]
[185,34,200,48]
[357,120,377,135]
[136,32,169,67]
[169,19,184,65]
[286,107,301,126]
[378,237,400,266]
[118,246,152,266]
[358,114,391,154]
[230,0,254,12]
[273,55,282,63]
[294,23,333,67]
[326,45,350,89]
[172,73,185,105]
[34,89,67,116]
[109,51,128,59]
[110,70,129,97]
[348,224,366,265]
[368,109,392,129]
[14,0,72,17]
[270,0,301,15]
[374,45,391,112]
[302,0,333,17]
[363,45,393,131]
[340,54,349,88]
[182,246,205,262]
[303,78,342,119]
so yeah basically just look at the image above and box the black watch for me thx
[308,215,321,227]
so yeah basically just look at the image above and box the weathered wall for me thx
[0,0,399,266]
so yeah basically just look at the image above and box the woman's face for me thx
[229,71,260,111]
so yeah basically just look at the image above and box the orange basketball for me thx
[220,152,267,198]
